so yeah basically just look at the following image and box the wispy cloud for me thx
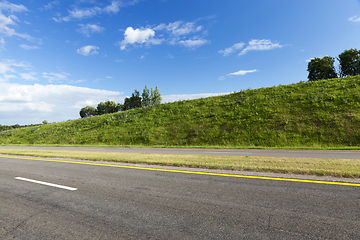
[0,59,40,83]
[53,1,123,22]
[349,15,360,23]
[103,1,122,13]
[218,42,245,56]
[177,38,208,48]
[0,74,16,82]
[228,69,257,76]
[219,39,283,56]
[42,72,70,82]
[156,20,209,48]
[69,79,86,84]
[42,0,59,11]
[0,3,40,44]
[0,59,32,76]
[219,69,257,81]
[77,45,99,56]
[239,39,283,56]
[20,44,39,50]
[0,1,28,12]
[154,21,203,36]
[68,7,100,20]
[77,23,105,37]
[0,37,5,50]
[19,72,38,81]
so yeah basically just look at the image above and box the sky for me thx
[1,0,360,125]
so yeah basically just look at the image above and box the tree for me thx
[338,48,360,77]
[42,120,48,125]
[96,100,119,115]
[150,85,162,105]
[307,56,337,81]
[122,90,142,111]
[79,106,97,118]
[122,97,131,111]
[132,90,142,108]
[142,85,151,107]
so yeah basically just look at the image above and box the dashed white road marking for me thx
[15,177,77,191]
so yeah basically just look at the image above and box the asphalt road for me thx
[1,155,359,239]
[0,146,360,159]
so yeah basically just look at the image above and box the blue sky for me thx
[1,0,360,125]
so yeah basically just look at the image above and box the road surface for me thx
[1,155,359,239]
[0,146,359,159]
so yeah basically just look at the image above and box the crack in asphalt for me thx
[0,213,38,239]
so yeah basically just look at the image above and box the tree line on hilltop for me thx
[307,48,360,81]
[79,85,162,118]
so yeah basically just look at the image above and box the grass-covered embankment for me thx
[1,76,360,147]
[1,149,359,178]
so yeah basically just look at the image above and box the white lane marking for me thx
[15,177,77,191]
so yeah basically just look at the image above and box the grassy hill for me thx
[1,76,360,148]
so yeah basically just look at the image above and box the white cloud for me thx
[178,38,208,48]
[118,19,209,50]
[77,23,105,36]
[349,15,360,23]
[120,27,156,50]
[218,42,245,56]
[20,44,39,50]
[54,1,123,22]
[0,59,32,80]
[0,61,15,74]
[0,8,39,44]
[0,1,28,12]
[154,20,208,49]
[146,37,164,46]
[103,1,121,13]
[42,1,59,11]
[0,74,16,82]
[239,39,283,56]
[0,11,17,36]
[155,21,203,36]
[0,37,5,49]
[77,45,99,56]
[227,69,257,76]
[42,72,70,82]
[0,83,123,125]
[69,79,86,84]
[219,39,283,56]
[20,72,37,81]
[162,92,229,103]
[69,7,100,20]
[219,69,257,81]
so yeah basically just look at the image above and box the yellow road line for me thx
[1,155,360,187]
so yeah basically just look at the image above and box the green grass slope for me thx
[1,76,360,148]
